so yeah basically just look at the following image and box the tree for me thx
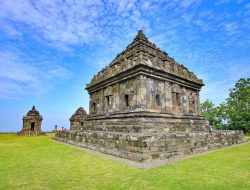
[200,100,215,125]
[200,100,224,129]
[225,78,250,133]
[201,78,250,133]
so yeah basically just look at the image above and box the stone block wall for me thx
[89,75,201,117]
[54,116,246,163]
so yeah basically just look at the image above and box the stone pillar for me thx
[182,87,189,114]
[136,75,147,110]
[197,91,201,115]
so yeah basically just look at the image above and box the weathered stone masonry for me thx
[18,106,45,136]
[70,107,87,130]
[55,30,246,163]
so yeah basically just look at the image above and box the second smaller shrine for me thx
[19,106,45,136]
[70,107,87,130]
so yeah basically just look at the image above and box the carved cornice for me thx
[86,64,203,93]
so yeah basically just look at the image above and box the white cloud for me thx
[0,50,71,99]
[0,0,246,58]
[0,51,38,83]
[0,0,150,48]
[224,22,238,35]
[1,24,22,37]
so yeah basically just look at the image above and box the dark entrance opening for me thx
[125,95,129,107]
[156,94,160,106]
[93,102,96,112]
[105,96,110,107]
[30,122,35,130]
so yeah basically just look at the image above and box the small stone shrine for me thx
[55,30,246,163]
[70,107,87,130]
[19,106,45,136]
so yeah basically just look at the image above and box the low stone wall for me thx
[54,129,246,163]
[17,130,46,136]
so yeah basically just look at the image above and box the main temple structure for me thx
[55,30,245,163]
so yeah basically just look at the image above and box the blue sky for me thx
[0,0,249,132]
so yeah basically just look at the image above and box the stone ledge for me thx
[54,129,246,163]
[51,138,249,169]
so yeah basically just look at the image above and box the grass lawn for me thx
[0,134,249,190]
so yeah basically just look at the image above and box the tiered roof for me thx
[86,30,203,89]
[26,106,41,116]
[70,107,87,121]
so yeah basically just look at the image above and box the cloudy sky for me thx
[0,0,249,132]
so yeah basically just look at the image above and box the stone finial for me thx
[138,29,143,35]
[134,30,148,41]
[26,105,40,116]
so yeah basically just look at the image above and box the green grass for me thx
[246,133,250,140]
[0,134,249,190]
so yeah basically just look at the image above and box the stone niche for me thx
[70,107,87,130]
[18,106,45,136]
[55,30,246,163]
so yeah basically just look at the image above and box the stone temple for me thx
[55,30,245,163]
[19,106,45,136]
[70,107,87,130]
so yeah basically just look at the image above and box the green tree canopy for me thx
[201,78,250,133]
[200,100,224,130]
[226,78,250,133]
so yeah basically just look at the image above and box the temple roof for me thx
[70,107,87,120]
[26,106,40,116]
[109,30,159,67]
[124,30,158,51]
[127,29,156,49]
[86,30,203,89]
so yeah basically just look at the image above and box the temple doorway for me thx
[30,122,35,130]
